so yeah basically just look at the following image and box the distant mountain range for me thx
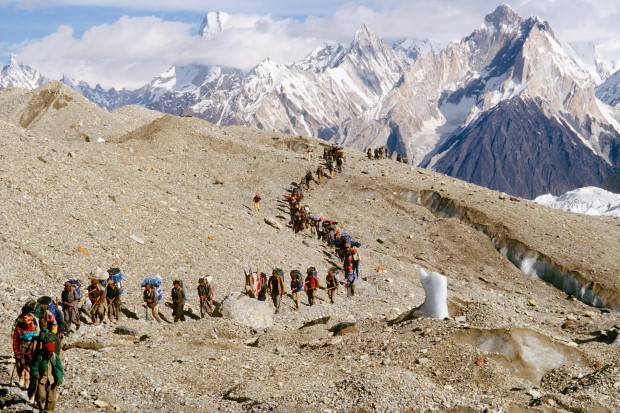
[2,5,620,199]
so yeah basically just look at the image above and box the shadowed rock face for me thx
[424,97,614,199]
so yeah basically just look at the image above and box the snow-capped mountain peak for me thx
[0,55,47,90]
[199,11,230,38]
[483,4,523,33]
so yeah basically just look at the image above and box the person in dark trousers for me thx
[304,267,320,305]
[325,268,338,304]
[316,164,323,184]
[61,282,80,332]
[197,277,215,317]
[171,280,186,322]
[257,273,268,301]
[267,268,285,314]
[346,265,356,297]
[106,279,121,322]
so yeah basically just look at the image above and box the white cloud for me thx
[14,14,327,88]
[8,1,620,88]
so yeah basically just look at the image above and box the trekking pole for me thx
[9,356,16,386]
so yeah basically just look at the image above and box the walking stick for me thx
[9,357,16,385]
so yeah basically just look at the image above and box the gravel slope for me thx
[0,82,619,412]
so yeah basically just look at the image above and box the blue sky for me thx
[1,0,618,88]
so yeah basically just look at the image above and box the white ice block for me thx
[418,268,449,319]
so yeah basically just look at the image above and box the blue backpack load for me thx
[107,268,124,294]
[37,296,57,319]
[179,280,189,301]
[141,276,163,301]
[66,279,82,298]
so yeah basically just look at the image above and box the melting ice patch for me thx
[534,186,620,217]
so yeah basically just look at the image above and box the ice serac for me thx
[0,55,47,90]
[417,268,449,319]
[535,186,620,217]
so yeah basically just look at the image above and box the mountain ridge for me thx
[2,5,620,199]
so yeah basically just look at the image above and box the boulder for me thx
[329,322,357,336]
[219,292,273,329]
[264,217,282,231]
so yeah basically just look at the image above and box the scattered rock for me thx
[94,400,109,408]
[329,322,357,336]
[526,389,542,399]
[528,299,537,307]
[113,326,139,337]
[244,337,259,347]
[299,316,330,329]
[130,234,145,244]
[264,217,282,231]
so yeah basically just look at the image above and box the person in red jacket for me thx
[12,312,37,388]
[304,267,321,306]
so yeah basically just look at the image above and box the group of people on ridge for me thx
[367,146,408,163]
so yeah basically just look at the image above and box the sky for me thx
[0,0,619,89]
